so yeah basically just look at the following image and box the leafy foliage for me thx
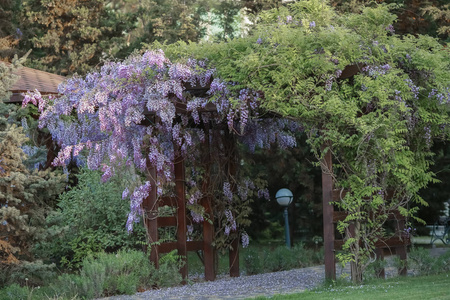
[0,56,66,288]
[0,249,185,299]
[36,168,147,269]
[158,0,450,282]
[19,0,135,75]
[408,246,450,276]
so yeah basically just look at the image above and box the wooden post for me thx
[175,155,188,280]
[202,196,216,281]
[348,223,357,280]
[322,145,336,280]
[225,131,239,277]
[396,219,407,276]
[202,126,216,281]
[144,166,159,268]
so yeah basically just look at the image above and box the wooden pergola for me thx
[141,86,240,281]
[5,63,410,282]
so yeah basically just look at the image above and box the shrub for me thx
[35,168,147,268]
[408,247,450,276]
[243,247,267,275]
[0,260,57,288]
[48,249,184,299]
[0,284,29,300]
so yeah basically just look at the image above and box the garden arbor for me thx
[24,1,450,283]
[23,50,299,281]
[141,95,241,280]
[158,2,450,282]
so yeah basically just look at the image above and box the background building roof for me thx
[7,65,65,103]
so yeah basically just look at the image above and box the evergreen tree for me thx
[20,0,136,75]
[0,0,22,61]
[0,56,66,269]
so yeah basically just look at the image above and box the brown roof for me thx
[6,65,65,103]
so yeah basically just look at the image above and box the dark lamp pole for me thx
[275,188,293,248]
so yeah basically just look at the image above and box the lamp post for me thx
[276,188,293,248]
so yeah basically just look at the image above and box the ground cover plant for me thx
[0,249,184,299]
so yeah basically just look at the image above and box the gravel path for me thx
[99,266,324,300]
[99,247,449,300]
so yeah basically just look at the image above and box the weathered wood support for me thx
[323,142,410,281]
[396,219,408,276]
[225,131,240,278]
[145,141,219,281]
[202,126,216,281]
[202,196,216,281]
[322,145,336,281]
[175,155,188,280]
[144,166,159,268]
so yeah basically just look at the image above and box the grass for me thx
[252,272,450,300]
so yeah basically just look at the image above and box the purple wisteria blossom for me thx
[22,49,297,238]
[386,24,395,34]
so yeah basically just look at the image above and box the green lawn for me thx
[253,272,450,300]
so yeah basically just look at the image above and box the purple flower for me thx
[424,126,432,147]
[15,28,22,39]
[191,211,204,223]
[286,15,293,24]
[386,24,395,34]
[122,187,129,200]
[309,21,316,28]
[223,182,233,202]
[256,37,263,45]
[241,232,250,248]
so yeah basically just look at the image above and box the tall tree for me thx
[0,0,22,61]
[331,0,450,43]
[20,0,135,75]
[0,56,66,271]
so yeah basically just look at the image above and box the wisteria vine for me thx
[23,50,301,249]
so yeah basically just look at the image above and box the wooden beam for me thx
[396,219,408,276]
[374,248,385,279]
[175,155,188,280]
[229,238,240,277]
[158,241,204,253]
[144,166,159,268]
[202,126,216,281]
[322,144,336,281]
[158,216,177,227]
